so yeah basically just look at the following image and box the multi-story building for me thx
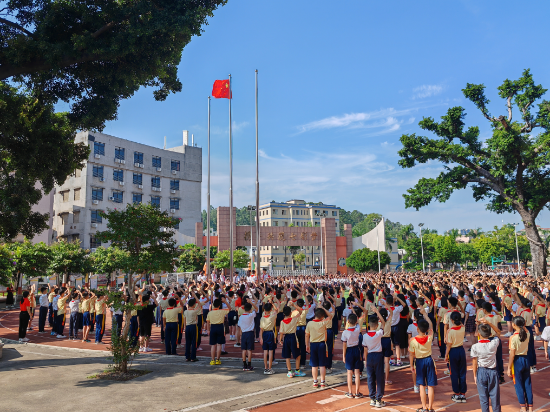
[257,200,340,269]
[52,131,201,250]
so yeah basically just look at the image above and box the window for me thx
[133,193,142,204]
[74,188,81,201]
[170,198,180,210]
[170,180,179,191]
[72,234,79,242]
[60,190,69,202]
[171,160,180,171]
[90,236,101,248]
[60,213,69,225]
[174,218,180,230]
[73,211,80,224]
[315,222,320,227]
[133,173,142,185]
[91,210,102,223]
[266,209,269,215]
[284,221,288,226]
[134,152,144,164]
[115,147,125,160]
[94,142,105,156]
[75,169,82,178]
[272,209,278,215]
[274,221,279,226]
[281,210,286,215]
[92,187,103,201]
[113,169,124,182]
[152,156,161,168]
[112,190,123,203]
[92,165,104,178]
[332,211,337,216]
[151,176,160,188]
[151,196,161,207]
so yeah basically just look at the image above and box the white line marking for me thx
[317,395,347,404]
[534,401,550,412]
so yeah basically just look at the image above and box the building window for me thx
[332,211,337,216]
[315,222,320,227]
[151,176,160,188]
[74,169,82,178]
[151,196,161,207]
[133,193,142,204]
[281,210,286,215]
[152,156,161,168]
[91,210,102,223]
[272,209,278,215]
[73,211,80,224]
[74,188,81,201]
[134,152,144,165]
[92,165,104,178]
[284,221,288,226]
[115,147,125,160]
[171,160,180,171]
[60,190,69,202]
[170,180,179,191]
[72,234,79,243]
[92,187,103,201]
[90,236,101,248]
[170,198,180,210]
[94,142,105,156]
[133,173,142,185]
[173,219,180,230]
[60,213,69,225]
[113,169,124,182]
[112,190,123,203]
[274,221,278,226]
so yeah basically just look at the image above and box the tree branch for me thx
[91,22,115,39]
[0,17,35,37]
[463,176,512,204]
[506,95,513,122]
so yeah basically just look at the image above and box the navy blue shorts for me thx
[241,330,255,351]
[415,356,438,387]
[504,307,512,322]
[309,341,327,367]
[345,346,363,370]
[83,311,92,327]
[227,310,238,326]
[276,312,284,328]
[282,334,299,359]
[381,337,393,357]
[209,324,226,345]
[390,325,400,346]
[262,330,276,351]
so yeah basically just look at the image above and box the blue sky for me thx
[101,0,550,233]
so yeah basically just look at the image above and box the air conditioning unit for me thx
[152,187,161,192]
[91,223,98,228]
[99,177,105,182]
[170,189,176,194]
[156,167,162,172]
[91,248,97,253]
[134,162,140,167]
[115,158,120,163]
[171,170,177,175]
[119,181,125,186]
[109,196,115,201]
[94,154,101,159]
[120,159,126,164]
[138,184,143,189]
[92,200,99,205]
[170,209,176,214]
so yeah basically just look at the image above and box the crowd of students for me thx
[16,270,550,412]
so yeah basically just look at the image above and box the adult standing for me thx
[19,291,32,342]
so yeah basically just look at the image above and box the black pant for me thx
[38,306,48,332]
[19,311,30,339]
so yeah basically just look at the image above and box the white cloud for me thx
[412,84,444,99]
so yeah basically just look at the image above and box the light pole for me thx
[513,223,521,272]
[373,218,381,272]
[315,210,327,275]
[247,205,256,271]
[418,223,425,272]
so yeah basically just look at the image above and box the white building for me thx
[52,131,201,249]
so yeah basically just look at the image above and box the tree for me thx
[1,1,227,130]
[433,235,461,268]
[0,83,89,240]
[177,243,205,272]
[90,246,129,286]
[0,244,17,286]
[346,248,391,272]
[399,70,550,277]
[352,213,382,238]
[213,249,249,270]
[294,253,306,270]
[457,242,479,267]
[48,240,90,285]
[202,206,217,232]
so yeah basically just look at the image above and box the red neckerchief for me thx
[486,314,494,318]
[451,326,463,330]
[312,319,323,322]
[347,327,356,332]
[523,308,532,313]
[282,318,292,324]
[415,336,429,345]
[469,303,475,308]
[263,313,272,318]
[337,295,340,298]
[167,307,174,310]
[478,339,490,343]
[366,331,376,337]
[390,306,395,311]
[413,322,418,327]
[163,298,167,300]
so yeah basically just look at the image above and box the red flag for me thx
[212,79,231,99]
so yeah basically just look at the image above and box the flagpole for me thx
[255,69,260,285]
[229,74,234,282]
[206,96,211,280]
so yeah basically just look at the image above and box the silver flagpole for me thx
[229,74,234,282]
[255,70,260,285]
[206,96,211,280]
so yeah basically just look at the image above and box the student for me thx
[56,287,70,338]
[342,311,364,398]
[260,302,278,374]
[158,289,170,344]
[541,321,550,362]
[163,298,179,355]
[69,290,81,340]
[128,295,140,348]
[481,301,505,382]
[295,298,308,370]
[513,295,537,373]
[305,303,334,388]
[47,286,56,330]
[227,290,238,341]
[387,294,405,366]
[238,299,258,371]
[445,311,467,403]
[206,297,230,365]
[18,291,32,342]
[407,308,423,393]
[184,296,202,361]
[437,297,449,359]
[408,306,437,412]
[362,306,387,406]
[95,294,107,344]
[507,316,533,412]
[81,291,94,343]
[471,323,501,412]
[379,306,393,385]
[279,303,304,377]
[38,287,49,333]
[465,294,478,346]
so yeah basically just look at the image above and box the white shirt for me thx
[237,311,256,332]
[470,338,500,369]
[341,324,361,347]
[362,329,383,352]
[466,302,477,317]
[69,299,80,313]
[407,322,419,338]
[390,305,403,326]
[541,326,550,342]
[200,296,209,310]
[39,294,49,307]
[52,295,60,311]
[306,302,316,319]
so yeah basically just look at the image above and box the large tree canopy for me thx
[398,69,550,277]
[1,0,227,130]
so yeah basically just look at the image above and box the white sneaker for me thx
[22,337,30,342]
[271,361,279,365]
[414,385,419,393]
[146,347,152,352]
[139,347,144,352]
[18,338,23,342]
[530,367,537,373]
[56,335,66,339]
[326,368,333,374]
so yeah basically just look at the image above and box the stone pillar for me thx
[195,222,203,248]
[322,218,337,274]
[217,206,236,251]
[344,224,354,275]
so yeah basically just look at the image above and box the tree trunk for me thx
[522,213,547,278]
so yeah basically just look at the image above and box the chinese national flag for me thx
[212,79,231,99]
